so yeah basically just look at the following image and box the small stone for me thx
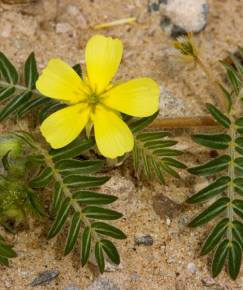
[88,278,121,290]
[134,234,154,246]
[56,22,73,34]
[157,0,209,36]
[187,262,196,274]
[30,270,59,287]
[4,280,12,289]
[166,217,171,225]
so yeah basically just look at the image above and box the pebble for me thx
[134,234,154,246]
[88,278,121,290]
[166,0,208,36]
[201,277,215,287]
[30,270,60,287]
[56,22,73,34]
[187,262,197,274]
[149,0,209,37]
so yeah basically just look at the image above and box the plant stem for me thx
[149,116,217,129]
[0,80,43,98]
[227,117,237,241]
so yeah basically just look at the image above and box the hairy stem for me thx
[227,118,237,241]
[149,116,217,129]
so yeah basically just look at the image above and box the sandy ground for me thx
[0,0,243,289]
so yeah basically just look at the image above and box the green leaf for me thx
[212,239,229,278]
[162,157,186,169]
[132,146,140,172]
[235,117,243,134]
[0,256,9,267]
[92,222,126,239]
[64,211,81,255]
[151,158,165,183]
[160,162,180,178]
[206,103,231,128]
[18,97,50,117]
[136,131,169,142]
[30,167,53,188]
[222,62,241,95]
[228,240,242,280]
[64,175,110,188]
[192,134,231,149]
[26,187,46,217]
[218,83,232,112]
[95,241,105,273]
[55,159,104,176]
[141,149,151,177]
[0,240,17,258]
[48,197,71,239]
[153,149,182,156]
[188,197,229,227]
[186,176,230,204]
[234,157,243,173]
[0,87,15,102]
[50,137,95,161]
[144,140,177,150]
[0,91,32,121]
[72,63,82,77]
[0,52,18,84]
[50,182,63,215]
[201,218,229,255]
[234,177,243,195]
[232,220,243,245]
[232,199,243,219]
[129,111,159,133]
[101,239,120,264]
[39,102,66,123]
[82,206,122,220]
[24,52,38,89]
[81,226,91,266]
[73,191,117,205]
[188,155,230,176]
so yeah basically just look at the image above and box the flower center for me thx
[88,93,99,105]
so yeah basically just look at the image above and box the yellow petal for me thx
[101,78,160,117]
[92,105,134,159]
[40,104,90,149]
[36,59,89,104]
[85,35,123,94]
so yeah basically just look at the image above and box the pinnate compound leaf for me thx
[129,111,159,133]
[82,206,122,220]
[201,218,229,255]
[81,226,91,266]
[188,155,230,176]
[0,240,17,259]
[232,199,243,219]
[24,52,38,89]
[92,222,126,240]
[0,91,32,121]
[95,241,105,273]
[228,240,242,280]
[64,212,81,255]
[188,197,229,227]
[100,239,120,264]
[192,134,231,149]
[48,197,71,239]
[56,159,104,176]
[206,103,231,128]
[212,239,229,278]
[73,191,117,205]
[50,182,63,215]
[0,87,15,102]
[63,175,110,188]
[0,52,18,84]
[187,176,230,204]
[30,167,53,188]
[50,137,95,161]
[232,220,243,246]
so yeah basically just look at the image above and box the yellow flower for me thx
[36,35,160,158]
